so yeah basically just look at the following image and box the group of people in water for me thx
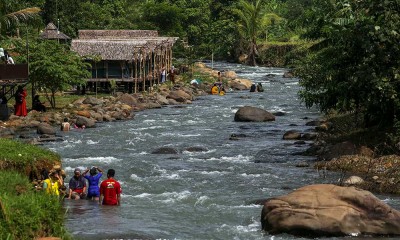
[42,166,122,205]
[211,72,226,95]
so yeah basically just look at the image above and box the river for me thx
[44,62,400,240]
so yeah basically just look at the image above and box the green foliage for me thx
[0,138,60,164]
[296,0,400,127]
[29,40,90,108]
[0,171,69,239]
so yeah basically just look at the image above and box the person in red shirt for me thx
[99,169,122,205]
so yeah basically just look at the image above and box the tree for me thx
[233,0,266,66]
[296,0,400,127]
[0,4,40,35]
[29,41,90,108]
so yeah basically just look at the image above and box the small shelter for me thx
[39,22,70,42]
[71,30,178,93]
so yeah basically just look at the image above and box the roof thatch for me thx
[71,30,178,60]
[78,30,158,39]
[39,22,70,40]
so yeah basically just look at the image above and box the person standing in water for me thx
[83,166,103,201]
[99,169,122,205]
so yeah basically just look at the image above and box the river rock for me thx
[83,96,103,106]
[75,116,96,128]
[151,147,179,154]
[234,106,275,122]
[167,89,192,102]
[320,141,357,160]
[118,93,138,106]
[283,130,301,140]
[156,94,170,105]
[228,80,249,90]
[224,70,237,79]
[185,146,208,152]
[37,123,56,135]
[261,184,400,237]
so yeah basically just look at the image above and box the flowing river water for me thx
[44,62,400,240]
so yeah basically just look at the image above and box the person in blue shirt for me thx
[83,166,103,201]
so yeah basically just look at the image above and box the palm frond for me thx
[3,7,41,28]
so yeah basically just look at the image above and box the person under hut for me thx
[32,95,46,112]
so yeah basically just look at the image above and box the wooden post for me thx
[134,54,138,93]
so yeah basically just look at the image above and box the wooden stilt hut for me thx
[70,30,178,93]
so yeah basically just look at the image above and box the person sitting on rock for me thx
[32,95,46,112]
[67,168,87,200]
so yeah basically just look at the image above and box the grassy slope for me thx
[0,139,69,239]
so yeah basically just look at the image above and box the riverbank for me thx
[307,112,400,194]
[0,139,69,239]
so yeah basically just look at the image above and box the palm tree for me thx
[0,7,41,34]
[233,0,265,66]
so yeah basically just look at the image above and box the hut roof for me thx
[39,22,70,40]
[71,30,178,60]
[78,30,159,39]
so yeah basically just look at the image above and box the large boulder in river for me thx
[37,123,56,135]
[234,106,275,122]
[261,184,400,237]
[167,89,192,102]
[75,116,96,128]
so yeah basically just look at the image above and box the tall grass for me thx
[0,171,70,239]
[0,138,60,164]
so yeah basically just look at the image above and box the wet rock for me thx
[295,162,310,167]
[294,140,306,145]
[301,132,317,140]
[167,89,192,102]
[37,123,56,135]
[283,71,294,78]
[152,147,179,154]
[261,184,400,237]
[185,147,208,152]
[234,106,275,122]
[273,111,286,116]
[283,130,301,140]
[75,116,96,128]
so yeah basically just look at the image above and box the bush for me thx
[0,171,70,239]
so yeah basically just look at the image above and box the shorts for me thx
[87,189,100,198]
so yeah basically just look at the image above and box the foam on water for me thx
[64,156,120,163]
[86,140,99,145]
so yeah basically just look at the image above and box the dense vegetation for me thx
[0,139,68,239]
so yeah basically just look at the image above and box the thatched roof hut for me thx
[71,30,178,60]
[39,22,70,40]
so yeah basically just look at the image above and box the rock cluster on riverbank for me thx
[0,84,207,142]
